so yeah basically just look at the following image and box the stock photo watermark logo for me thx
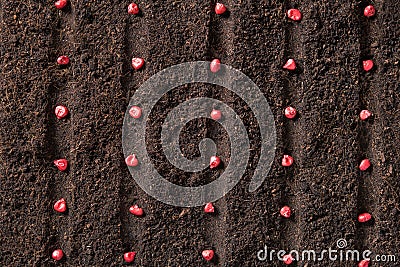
[257,238,397,263]
[122,61,276,207]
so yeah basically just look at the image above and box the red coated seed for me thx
[124,252,136,263]
[280,206,291,218]
[364,5,375,17]
[52,249,64,261]
[359,159,371,171]
[210,156,221,169]
[131,57,145,70]
[54,198,67,213]
[363,60,374,72]
[210,109,222,120]
[358,259,370,267]
[215,3,227,15]
[57,55,70,65]
[125,154,139,167]
[54,159,68,171]
[204,202,215,213]
[285,106,297,119]
[287,9,302,21]
[360,110,372,121]
[129,205,144,216]
[202,250,214,261]
[283,59,296,70]
[210,59,221,73]
[128,3,140,15]
[55,105,69,119]
[358,212,372,223]
[283,254,294,265]
[54,0,67,9]
[129,106,142,119]
[282,155,294,167]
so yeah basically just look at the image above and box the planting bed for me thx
[0,0,399,266]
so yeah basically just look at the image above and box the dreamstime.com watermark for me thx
[257,239,397,263]
[122,61,276,207]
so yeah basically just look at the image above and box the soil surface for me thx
[1,0,399,266]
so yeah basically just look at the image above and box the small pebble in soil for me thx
[210,109,222,120]
[210,156,221,169]
[358,259,370,267]
[359,110,372,121]
[54,0,67,9]
[358,212,372,223]
[131,57,145,70]
[124,252,136,263]
[54,159,68,171]
[363,60,374,72]
[282,155,294,167]
[280,206,291,218]
[283,59,296,70]
[359,159,371,171]
[204,202,215,213]
[55,105,69,120]
[283,254,294,265]
[129,205,144,216]
[210,59,221,73]
[125,154,139,167]
[285,106,297,119]
[128,3,140,15]
[287,9,302,21]
[57,55,70,65]
[364,5,376,17]
[54,198,67,213]
[129,106,142,119]
[52,249,64,261]
[202,249,214,261]
[215,3,227,15]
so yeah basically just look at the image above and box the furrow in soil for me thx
[357,0,400,265]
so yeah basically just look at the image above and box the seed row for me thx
[48,1,379,265]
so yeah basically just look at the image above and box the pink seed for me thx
[128,3,140,15]
[54,0,67,9]
[283,254,294,265]
[215,3,227,15]
[210,109,222,120]
[360,110,372,121]
[52,249,64,261]
[210,156,221,169]
[280,206,291,218]
[129,106,142,119]
[131,57,145,70]
[125,154,139,167]
[358,212,372,223]
[359,259,370,267]
[202,250,214,261]
[57,55,70,65]
[287,9,302,21]
[55,105,69,119]
[54,198,67,213]
[210,59,221,73]
[359,159,371,171]
[129,205,144,216]
[363,60,374,72]
[282,155,294,167]
[364,5,375,17]
[204,202,215,213]
[285,106,297,119]
[124,252,136,263]
[283,59,296,70]
[54,159,68,171]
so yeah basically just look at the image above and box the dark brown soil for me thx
[1,0,399,266]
